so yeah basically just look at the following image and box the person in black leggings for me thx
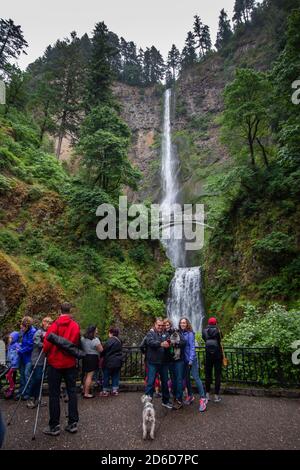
[202,317,223,402]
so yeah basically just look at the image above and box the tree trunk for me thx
[256,137,269,167]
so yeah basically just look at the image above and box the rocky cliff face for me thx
[113,82,163,203]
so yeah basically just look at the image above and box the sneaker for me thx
[199,398,207,412]
[214,395,222,403]
[172,399,183,410]
[27,399,37,409]
[111,390,119,396]
[43,425,60,436]
[154,392,162,398]
[65,422,78,434]
[162,402,173,410]
[99,391,110,397]
[183,395,195,405]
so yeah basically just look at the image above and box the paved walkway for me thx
[1,393,300,450]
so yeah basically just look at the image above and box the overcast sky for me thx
[3,0,253,69]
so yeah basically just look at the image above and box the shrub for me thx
[128,243,151,264]
[109,264,140,295]
[76,286,108,337]
[0,229,20,253]
[0,174,12,193]
[225,303,300,352]
[77,246,104,278]
[30,260,49,272]
[43,245,72,269]
[153,262,174,297]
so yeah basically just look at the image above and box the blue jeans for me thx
[169,361,184,401]
[185,359,205,398]
[27,365,43,400]
[145,363,170,404]
[103,367,120,392]
[19,360,32,398]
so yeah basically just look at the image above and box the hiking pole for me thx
[32,356,47,440]
[7,349,44,426]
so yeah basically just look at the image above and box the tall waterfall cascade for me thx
[161,89,205,331]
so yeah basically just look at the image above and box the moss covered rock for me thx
[0,251,26,320]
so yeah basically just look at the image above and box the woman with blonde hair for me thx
[179,317,207,412]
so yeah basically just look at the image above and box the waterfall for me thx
[167,267,204,332]
[160,88,205,332]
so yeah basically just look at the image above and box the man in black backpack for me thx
[202,317,223,403]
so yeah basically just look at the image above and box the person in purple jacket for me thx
[179,317,207,412]
[4,331,20,398]
[16,316,36,400]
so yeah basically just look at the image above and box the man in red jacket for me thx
[43,303,80,436]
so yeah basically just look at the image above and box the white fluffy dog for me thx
[141,395,156,440]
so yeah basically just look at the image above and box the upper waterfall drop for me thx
[160,88,185,268]
[160,88,205,332]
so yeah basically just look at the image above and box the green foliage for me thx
[43,244,73,269]
[128,243,151,264]
[76,286,108,337]
[30,260,49,272]
[24,149,68,192]
[254,232,295,258]
[77,246,104,278]
[222,68,273,166]
[153,262,174,297]
[109,264,140,295]
[0,229,20,253]
[0,174,12,193]
[225,303,300,353]
[77,105,141,193]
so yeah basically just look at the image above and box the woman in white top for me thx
[81,325,103,398]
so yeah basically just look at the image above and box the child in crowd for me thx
[5,332,20,399]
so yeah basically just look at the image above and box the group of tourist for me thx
[1,302,223,438]
[142,316,223,413]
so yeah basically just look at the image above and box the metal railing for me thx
[121,346,300,387]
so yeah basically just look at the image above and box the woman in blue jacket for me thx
[16,316,36,400]
[179,317,207,412]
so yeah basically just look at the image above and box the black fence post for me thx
[274,347,284,387]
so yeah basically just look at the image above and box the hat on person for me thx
[208,317,217,325]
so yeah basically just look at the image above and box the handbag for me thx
[220,342,229,367]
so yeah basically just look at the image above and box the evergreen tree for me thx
[215,9,233,50]
[86,22,116,108]
[201,25,212,53]
[108,31,122,79]
[120,38,143,85]
[48,32,88,157]
[181,31,197,69]
[143,46,165,85]
[4,65,29,114]
[167,44,180,81]
[233,0,256,26]
[165,67,173,88]
[193,15,204,57]
[193,15,212,58]
[0,19,28,72]
[27,73,58,145]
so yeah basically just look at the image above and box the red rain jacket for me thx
[43,315,80,369]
